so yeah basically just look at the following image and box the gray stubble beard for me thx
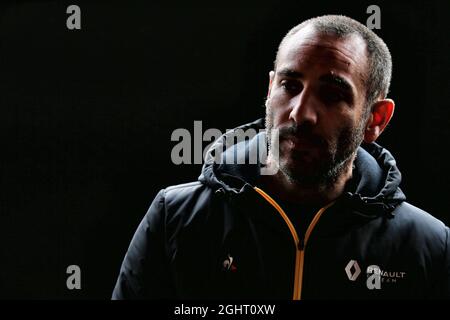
[265,99,366,189]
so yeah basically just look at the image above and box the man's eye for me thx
[280,80,301,93]
[320,88,347,104]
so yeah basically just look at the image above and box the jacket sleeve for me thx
[112,189,175,299]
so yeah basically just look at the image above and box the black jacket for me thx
[112,118,450,299]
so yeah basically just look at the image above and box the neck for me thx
[260,154,355,207]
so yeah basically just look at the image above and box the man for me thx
[112,15,450,299]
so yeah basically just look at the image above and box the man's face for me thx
[266,26,369,186]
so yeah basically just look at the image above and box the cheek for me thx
[268,96,292,124]
[320,112,356,140]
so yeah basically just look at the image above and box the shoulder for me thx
[392,201,449,248]
[165,180,208,196]
[148,181,216,224]
[394,202,447,230]
[163,181,213,207]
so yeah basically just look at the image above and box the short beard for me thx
[265,98,366,189]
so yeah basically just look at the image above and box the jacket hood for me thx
[198,118,406,215]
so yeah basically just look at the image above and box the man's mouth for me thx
[283,135,322,150]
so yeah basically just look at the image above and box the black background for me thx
[0,0,449,299]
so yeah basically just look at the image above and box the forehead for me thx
[277,25,368,86]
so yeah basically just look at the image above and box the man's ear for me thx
[267,71,275,99]
[364,99,395,143]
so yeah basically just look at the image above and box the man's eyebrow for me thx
[276,68,303,78]
[319,73,353,93]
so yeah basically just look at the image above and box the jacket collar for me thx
[199,118,406,215]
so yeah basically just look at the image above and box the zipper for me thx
[254,187,334,300]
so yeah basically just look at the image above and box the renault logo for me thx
[345,260,361,281]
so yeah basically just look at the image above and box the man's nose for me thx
[288,88,318,125]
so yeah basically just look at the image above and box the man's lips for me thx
[282,136,322,150]
[283,138,317,163]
